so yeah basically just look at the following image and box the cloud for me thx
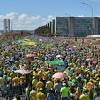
[78,15,85,17]
[0,12,55,30]
[88,0,99,2]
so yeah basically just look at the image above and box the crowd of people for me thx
[0,37,100,100]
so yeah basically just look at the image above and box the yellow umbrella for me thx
[23,41,36,46]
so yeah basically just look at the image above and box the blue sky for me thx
[0,0,100,30]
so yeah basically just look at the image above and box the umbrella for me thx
[48,59,64,65]
[20,39,36,46]
[23,41,36,46]
[52,72,67,79]
[56,55,62,58]
[14,69,31,75]
[92,60,97,64]
[26,53,34,58]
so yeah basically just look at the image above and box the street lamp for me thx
[81,2,94,35]
[81,2,93,17]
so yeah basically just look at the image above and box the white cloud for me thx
[88,0,99,2]
[5,12,18,20]
[78,15,85,17]
[0,12,55,30]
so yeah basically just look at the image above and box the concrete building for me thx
[50,17,100,37]
[4,19,11,33]
[56,17,69,36]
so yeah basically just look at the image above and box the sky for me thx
[0,0,100,30]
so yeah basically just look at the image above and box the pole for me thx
[81,2,94,35]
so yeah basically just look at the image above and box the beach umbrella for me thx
[48,59,64,65]
[56,55,62,58]
[23,41,36,46]
[19,38,36,47]
[92,60,97,64]
[52,72,67,79]
[26,53,34,58]
[14,63,32,75]
[14,69,31,75]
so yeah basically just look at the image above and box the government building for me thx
[47,17,100,37]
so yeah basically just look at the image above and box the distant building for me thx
[87,35,100,38]
[51,19,55,34]
[4,19,11,33]
[56,17,69,36]
[48,17,100,37]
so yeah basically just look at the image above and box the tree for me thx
[34,25,52,36]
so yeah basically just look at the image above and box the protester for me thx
[60,83,69,100]
[0,37,99,100]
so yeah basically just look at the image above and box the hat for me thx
[33,76,35,79]
[50,88,53,90]
[62,83,66,86]
[39,88,43,91]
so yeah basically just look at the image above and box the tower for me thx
[4,19,11,33]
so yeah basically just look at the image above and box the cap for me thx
[39,88,43,91]
[62,83,66,86]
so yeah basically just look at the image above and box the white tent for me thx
[87,35,100,38]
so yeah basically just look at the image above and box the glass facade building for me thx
[56,17,69,36]
[52,17,100,37]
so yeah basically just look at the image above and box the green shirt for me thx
[3,75,8,81]
[60,86,69,97]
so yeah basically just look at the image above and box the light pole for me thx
[10,20,13,33]
[81,2,94,35]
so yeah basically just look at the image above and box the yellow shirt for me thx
[30,90,37,100]
[12,77,20,86]
[10,73,16,79]
[46,81,53,90]
[79,94,89,100]
[36,81,44,90]
[36,92,45,100]
[0,77,4,88]
[43,73,48,80]
[32,79,38,88]
[20,76,25,85]
[38,71,43,79]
